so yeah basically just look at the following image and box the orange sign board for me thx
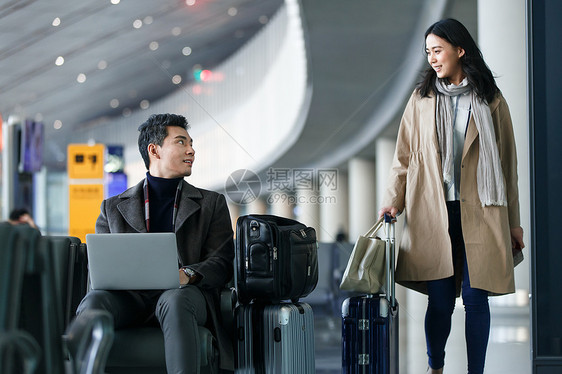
[68,184,104,242]
[68,144,105,179]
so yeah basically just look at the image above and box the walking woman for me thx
[378,19,525,374]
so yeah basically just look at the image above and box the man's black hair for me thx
[137,114,190,170]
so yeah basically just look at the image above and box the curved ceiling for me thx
[1,0,477,174]
[0,0,282,166]
[268,0,477,173]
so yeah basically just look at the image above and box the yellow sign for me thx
[68,144,105,179]
[69,184,104,242]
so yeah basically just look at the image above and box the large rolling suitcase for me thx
[342,214,399,374]
[235,302,315,373]
[235,215,318,304]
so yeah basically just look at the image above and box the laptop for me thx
[86,232,181,290]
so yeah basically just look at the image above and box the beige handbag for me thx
[339,217,387,294]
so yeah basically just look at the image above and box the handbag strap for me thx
[364,217,384,238]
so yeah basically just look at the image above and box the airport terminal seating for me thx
[103,286,236,374]
[0,223,41,373]
[0,223,113,374]
[6,221,235,374]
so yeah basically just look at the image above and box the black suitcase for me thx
[235,215,318,304]
[341,214,399,374]
[235,302,315,373]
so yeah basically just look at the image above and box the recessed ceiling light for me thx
[144,16,153,25]
[77,73,86,83]
[54,120,62,130]
[111,0,120,4]
[110,99,120,108]
[149,41,159,51]
[228,7,238,16]
[133,19,142,29]
[55,56,65,66]
[172,27,181,36]
[182,47,192,56]
[140,100,150,109]
[52,17,61,27]
[98,60,108,70]
[172,75,182,84]
[186,0,196,6]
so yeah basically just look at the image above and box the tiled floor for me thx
[312,289,531,374]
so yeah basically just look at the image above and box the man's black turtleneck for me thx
[146,172,183,233]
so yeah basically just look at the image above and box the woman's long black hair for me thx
[416,18,499,103]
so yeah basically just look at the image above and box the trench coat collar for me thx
[116,179,202,233]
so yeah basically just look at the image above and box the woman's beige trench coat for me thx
[382,90,520,296]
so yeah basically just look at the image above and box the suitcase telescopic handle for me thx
[384,213,397,308]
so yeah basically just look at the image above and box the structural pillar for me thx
[294,189,320,235]
[1,116,19,219]
[478,0,530,299]
[348,158,376,241]
[318,171,349,242]
[375,137,397,210]
[269,195,294,219]
[246,197,267,215]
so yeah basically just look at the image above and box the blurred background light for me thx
[139,100,150,109]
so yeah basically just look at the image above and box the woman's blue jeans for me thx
[425,201,490,374]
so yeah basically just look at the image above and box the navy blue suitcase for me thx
[342,215,399,374]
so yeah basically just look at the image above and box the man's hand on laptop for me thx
[179,269,190,285]
[179,267,200,286]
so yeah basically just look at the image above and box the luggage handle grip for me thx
[383,213,396,224]
[384,213,396,308]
